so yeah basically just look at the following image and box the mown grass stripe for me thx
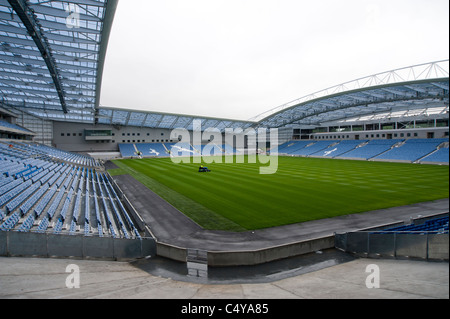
[110,156,449,231]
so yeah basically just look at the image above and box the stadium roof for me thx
[255,60,449,128]
[0,0,118,122]
[0,1,448,132]
[97,106,255,131]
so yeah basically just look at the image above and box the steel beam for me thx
[7,0,68,113]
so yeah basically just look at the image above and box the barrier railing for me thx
[335,231,449,261]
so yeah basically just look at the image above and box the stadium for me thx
[0,0,449,300]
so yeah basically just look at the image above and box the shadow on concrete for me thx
[131,248,356,285]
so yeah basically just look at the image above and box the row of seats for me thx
[0,120,31,134]
[119,142,238,158]
[374,216,449,234]
[1,141,101,168]
[0,142,140,239]
[278,138,449,163]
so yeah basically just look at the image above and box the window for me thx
[61,133,64,136]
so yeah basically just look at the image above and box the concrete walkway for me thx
[0,256,448,299]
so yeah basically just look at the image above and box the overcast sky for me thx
[100,0,449,121]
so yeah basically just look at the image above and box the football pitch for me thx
[109,156,449,231]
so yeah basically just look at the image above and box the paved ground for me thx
[0,256,448,299]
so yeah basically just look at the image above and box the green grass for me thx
[109,157,449,231]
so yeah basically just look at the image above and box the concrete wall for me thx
[52,121,175,153]
[0,231,156,261]
[155,236,335,267]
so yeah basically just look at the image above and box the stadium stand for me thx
[373,138,449,162]
[337,139,404,160]
[287,140,340,156]
[374,216,449,234]
[223,144,239,155]
[119,142,239,158]
[0,120,33,134]
[170,142,194,157]
[420,146,449,164]
[0,141,140,239]
[313,140,369,158]
[194,144,223,156]
[119,143,137,157]
[278,140,312,154]
[275,138,449,163]
[119,139,449,164]
[135,143,169,157]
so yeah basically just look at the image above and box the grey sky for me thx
[100,0,449,121]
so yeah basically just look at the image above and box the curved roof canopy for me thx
[0,0,118,122]
[96,107,255,131]
[0,2,448,132]
[255,60,449,128]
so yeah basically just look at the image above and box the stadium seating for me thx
[375,216,449,234]
[193,144,223,156]
[373,138,448,162]
[119,142,240,158]
[135,143,169,157]
[169,142,194,157]
[0,141,140,239]
[289,140,339,156]
[337,139,404,160]
[278,141,312,154]
[119,143,137,157]
[313,140,368,158]
[0,120,32,134]
[420,147,449,163]
[119,139,449,163]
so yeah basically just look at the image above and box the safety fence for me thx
[334,231,449,260]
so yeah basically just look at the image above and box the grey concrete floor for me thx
[0,255,448,299]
